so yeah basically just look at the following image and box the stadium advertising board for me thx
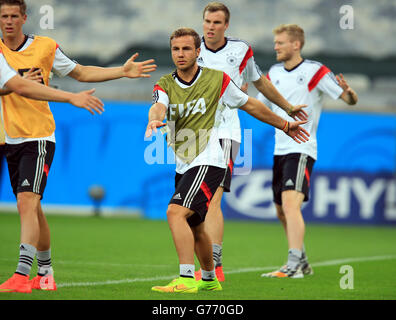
[223,169,396,224]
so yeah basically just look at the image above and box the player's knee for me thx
[166,204,188,220]
[17,192,40,215]
[282,202,301,218]
[191,225,205,242]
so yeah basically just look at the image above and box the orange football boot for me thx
[0,273,31,293]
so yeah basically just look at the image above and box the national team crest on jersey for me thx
[297,75,306,85]
[226,54,237,66]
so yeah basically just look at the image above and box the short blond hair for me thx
[273,24,305,49]
[203,2,230,23]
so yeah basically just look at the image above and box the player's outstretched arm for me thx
[0,67,44,96]
[336,73,358,105]
[145,103,167,138]
[68,89,105,115]
[4,75,104,115]
[123,53,157,79]
[253,75,308,121]
[240,96,310,144]
[68,53,157,82]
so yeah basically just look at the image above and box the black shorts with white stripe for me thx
[272,153,315,205]
[5,140,55,199]
[219,139,240,192]
[171,165,226,227]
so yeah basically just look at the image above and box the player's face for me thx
[0,5,26,38]
[274,32,298,62]
[171,36,200,72]
[203,10,229,45]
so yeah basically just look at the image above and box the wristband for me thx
[282,120,289,133]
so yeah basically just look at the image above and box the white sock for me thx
[37,249,53,276]
[38,265,54,276]
[180,264,195,278]
[201,269,216,281]
[287,249,302,270]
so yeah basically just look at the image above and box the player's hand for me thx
[284,120,310,144]
[70,89,104,115]
[23,68,43,83]
[287,104,308,121]
[336,73,353,94]
[145,120,166,138]
[123,53,157,79]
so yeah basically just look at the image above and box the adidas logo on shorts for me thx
[285,179,294,187]
[21,179,30,187]
[173,193,182,200]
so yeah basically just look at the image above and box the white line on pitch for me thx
[224,254,396,275]
[56,254,396,288]
[0,258,170,269]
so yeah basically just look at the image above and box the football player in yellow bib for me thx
[147,27,309,293]
[0,0,156,293]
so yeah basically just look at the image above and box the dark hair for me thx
[203,2,230,23]
[170,27,201,49]
[0,0,26,15]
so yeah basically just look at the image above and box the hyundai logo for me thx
[224,169,277,219]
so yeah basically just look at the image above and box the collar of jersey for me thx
[173,66,203,87]
[283,58,305,72]
[2,34,34,52]
[202,36,228,53]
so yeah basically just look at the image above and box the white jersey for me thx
[4,34,77,145]
[257,59,343,160]
[198,37,262,142]
[0,53,17,87]
[153,67,249,174]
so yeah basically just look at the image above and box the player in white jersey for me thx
[195,2,308,282]
[0,0,156,294]
[258,24,358,278]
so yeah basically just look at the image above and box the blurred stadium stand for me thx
[21,0,396,112]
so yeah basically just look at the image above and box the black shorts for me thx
[171,165,225,227]
[219,139,240,192]
[272,153,315,205]
[5,140,55,199]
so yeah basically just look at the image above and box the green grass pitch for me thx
[0,212,395,300]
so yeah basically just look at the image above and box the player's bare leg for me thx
[275,203,288,235]
[0,192,40,293]
[18,192,41,247]
[281,190,305,251]
[262,191,312,278]
[151,204,198,293]
[192,222,214,272]
[37,203,50,251]
[26,202,57,290]
[278,190,305,277]
[205,186,224,246]
[166,204,196,266]
[197,186,225,281]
